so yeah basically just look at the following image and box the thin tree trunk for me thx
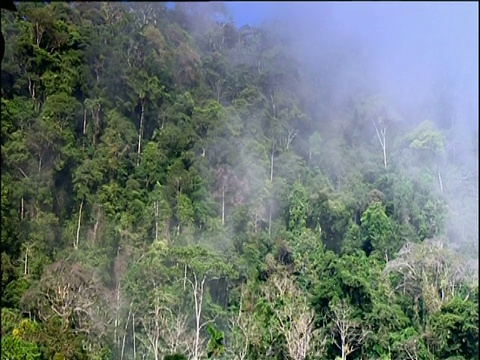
[121,303,132,360]
[286,129,297,151]
[221,185,225,226]
[133,311,137,360]
[83,108,87,135]
[270,144,275,181]
[154,297,160,360]
[270,93,276,118]
[75,200,83,249]
[372,118,388,168]
[154,201,159,241]
[21,197,24,220]
[382,138,387,168]
[24,250,28,275]
[92,106,100,147]
[268,205,272,239]
[193,274,206,360]
[437,168,443,193]
[137,99,145,166]
[93,216,99,244]
[114,281,121,349]
[184,264,187,290]
[28,77,37,104]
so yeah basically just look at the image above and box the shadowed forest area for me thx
[1,2,478,360]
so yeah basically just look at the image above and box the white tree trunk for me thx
[268,205,272,239]
[133,311,137,360]
[193,273,206,360]
[93,218,99,244]
[114,282,120,347]
[83,108,87,135]
[24,250,28,275]
[154,201,159,241]
[286,129,297,151]
[372,117,388,168]
[121,303,132,360]
[221,185,225,226]
[75,200,83,249]
[137,100,145,166]
[270,144,275,181]
[437,168,443,193]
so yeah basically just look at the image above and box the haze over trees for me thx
[1,2,478,360]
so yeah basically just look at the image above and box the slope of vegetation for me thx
[1,3,478,360]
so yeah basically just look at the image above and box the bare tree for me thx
[137,286,196,360]
[184,270,218,360]
[359,95,395,169]
[261,273,324,360]
[140,282,163,360]
[228,285,259,360]
[384,239,474,313]
[286,128,298,151]
[372,113,389,168]
[161,311,196,357]
[20,261,111,344]
[330,299,367,360]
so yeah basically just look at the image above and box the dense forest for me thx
[1,2,478,360]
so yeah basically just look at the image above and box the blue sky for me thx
[226,2,273,26]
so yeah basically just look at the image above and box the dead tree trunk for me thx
[120,303,132,360]
[75,200,83,249]
[154,201,159,241]
[372,116,388,168]
[221,185,225,226]
[137,99,145,166]
[189,272,207,360]
[286,129,298,151]
[270,143,275,182]
[133,311,137,360]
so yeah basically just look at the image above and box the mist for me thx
[226,1,479,249]
[1,2,478,358]
[264,3,476,126]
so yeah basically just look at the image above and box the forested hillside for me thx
[1,3,478,360]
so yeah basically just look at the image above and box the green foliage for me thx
[287,181,309,234]
[207,325,225,358]
[428,297,479,359]
[407,120,444,154]
[360,201,394,259]
[1,2,475,359]
[164,355,188,360]
[1,333,42,360]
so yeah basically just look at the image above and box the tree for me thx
[427,296,478,359]
[170,246,232,360]
[1,315,43,360]
[384,240,475,316]
[260,271,324,360]
[356,95,398,169]
[330,299,367,360]
[402,120,445,193]
[1,2,477,359]
[227,284,260,360]
[360,201,394,260]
